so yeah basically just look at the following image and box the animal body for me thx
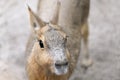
[26,0,92,80]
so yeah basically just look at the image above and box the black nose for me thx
[55,61,69,69]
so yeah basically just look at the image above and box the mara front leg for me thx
[80,22,93,70]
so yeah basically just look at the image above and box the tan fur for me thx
[27,49,68,80]
[26,0,92,80]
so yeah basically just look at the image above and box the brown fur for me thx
[26,0,92,80]
[27,49,68,80]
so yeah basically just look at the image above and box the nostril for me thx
[55,61,69,69]
[64,62,68,66]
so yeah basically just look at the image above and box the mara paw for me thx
[81,58,93,69]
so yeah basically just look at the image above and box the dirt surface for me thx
[0,0,120,80]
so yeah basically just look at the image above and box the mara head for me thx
[28,2,70,76]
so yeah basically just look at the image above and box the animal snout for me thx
[53,49,69,75]
[55,60,69,69]
[54,59,69,75]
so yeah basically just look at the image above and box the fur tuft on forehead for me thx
[36,23,67,42]
[40,23,61,34]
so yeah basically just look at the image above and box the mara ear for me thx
[50,1,61,25]
[28,6,45,33]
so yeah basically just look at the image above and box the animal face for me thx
[35,24,70,75]
[28,2,70,75]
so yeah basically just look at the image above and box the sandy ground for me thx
[0,0,120,80]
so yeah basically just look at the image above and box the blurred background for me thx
[0,0,120,80]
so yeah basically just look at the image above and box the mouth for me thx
[54,66,68,75]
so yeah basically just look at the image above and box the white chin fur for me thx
[54,68,68,75]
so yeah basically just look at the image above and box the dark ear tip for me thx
[27,5,32,12]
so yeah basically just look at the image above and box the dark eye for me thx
[39,40,44,48]
[33,22,37,28]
